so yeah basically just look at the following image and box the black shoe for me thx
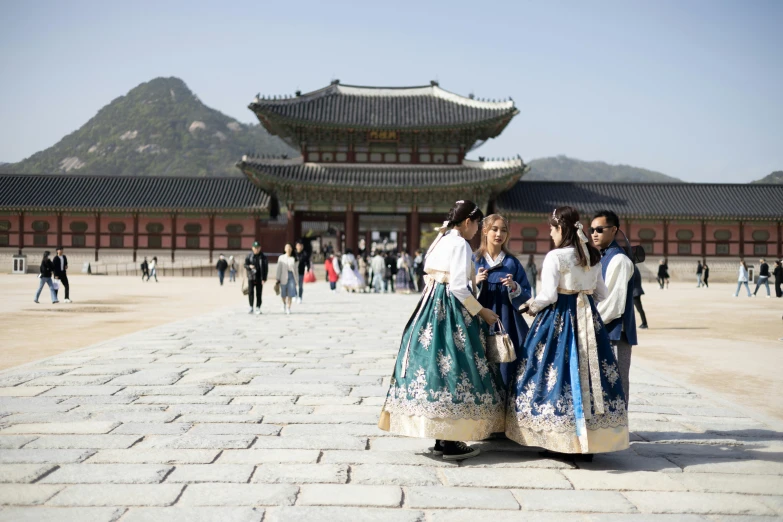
[430,439,444,456]
[441,441,480,461]
[639,324,648,329]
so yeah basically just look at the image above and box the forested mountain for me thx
[751,171,783,184]
[522,155,682,183]
[0,77,294,177]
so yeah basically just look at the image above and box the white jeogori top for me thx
[529,247,608,313]
[424,229,482,316]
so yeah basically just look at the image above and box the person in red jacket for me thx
[324,253,340,292]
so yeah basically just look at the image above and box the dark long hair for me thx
[447,200,484,227]
[42,251,51,262]
[549,206,601,268]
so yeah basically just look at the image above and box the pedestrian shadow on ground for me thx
[412,429,783,470]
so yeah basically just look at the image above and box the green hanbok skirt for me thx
[379,280,506,440]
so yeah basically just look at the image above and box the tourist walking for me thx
[696,261,704,287]
[53,246,71,303]
[370,250,385,293]
[657,259,669,289]
[413,249,424,292]
[147,257,158,282]
[295,241,311,303]
[702,262,710,288]
[753,258,771,298]
[140,257,149,281]
[734,260,751,297]
[591,210,637,405]
[773,260,783,298]
[525,254,538,298]
[34,251,59,304]
[216,254,228,286]
[359,254,370,292]
[507,206,628,456]
[396,250,412,293]
[384,251,397,293]
[379,200,503,461]
[245,241,268,314]
[228,255,237,282]
[276,243,298,314]
[632,266,648,329]
[340,249,364,292]
[475,214,532,387]
[324,253,339,292]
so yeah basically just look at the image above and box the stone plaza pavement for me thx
[1,284,781,521]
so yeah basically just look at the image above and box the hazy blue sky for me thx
[1,1,781,182]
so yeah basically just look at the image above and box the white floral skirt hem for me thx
[378,409,503,441]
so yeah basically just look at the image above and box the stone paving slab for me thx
[0,285,780,519]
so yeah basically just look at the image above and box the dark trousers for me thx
[218,270,225,285]
[248,280,263,307]
[703,277,709,288]
[57,274,70,300]
[633,296,647,327]
[298,274,305,299]
[776,279,782,298]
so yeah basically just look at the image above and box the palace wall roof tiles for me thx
[0,175,269,212]
[250,82,518,129]
[497,181,783,219]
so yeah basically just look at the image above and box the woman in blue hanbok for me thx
[475,214,532,387]
[506,206,629,455]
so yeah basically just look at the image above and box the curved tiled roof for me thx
[250,81,518,130]
[239,156,526,189]
[497,182,783,219]
[0,174,270,212]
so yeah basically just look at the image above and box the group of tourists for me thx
[323,249,425,294]
[34,247,71,304]
[243,240,313,315]
[735,258,782,298]
[378,201,637,460]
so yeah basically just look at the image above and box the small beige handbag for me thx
[486,321,516,363]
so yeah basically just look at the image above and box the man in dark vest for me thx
[591,210,637,405]
[244,241,268,315]
[53,246,71,303]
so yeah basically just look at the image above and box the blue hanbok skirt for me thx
[478,281,529,387]
[505,292,629,454]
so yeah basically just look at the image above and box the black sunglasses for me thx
[589,226,616,234]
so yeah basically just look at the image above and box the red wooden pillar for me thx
[701,220,707,259]
[208,214,215,263]
[286,209,296,247]
[56,213,62,249]
[132,213,139,263]
[364,230,372,255]
[336,229,343,253]
[18,211,24,255]
[662,220,669,258]
[95,212,101,262]
[739,220,745,258]
[345,207,357,253]
[171,213,177,263]
[410,207,420,255]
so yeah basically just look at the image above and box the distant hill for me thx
[0,77,294,177]
[752,170,783,184]
[522,156,682,183]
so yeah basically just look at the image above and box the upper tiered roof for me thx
[250,81,518,132]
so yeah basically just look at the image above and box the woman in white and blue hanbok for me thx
[506,206,629,454]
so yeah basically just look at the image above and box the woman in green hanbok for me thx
[379,200,504,460]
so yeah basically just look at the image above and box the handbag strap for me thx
[493,320,507,335]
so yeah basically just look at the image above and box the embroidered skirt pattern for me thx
[378,281,505,441]
[505,293,629,453]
